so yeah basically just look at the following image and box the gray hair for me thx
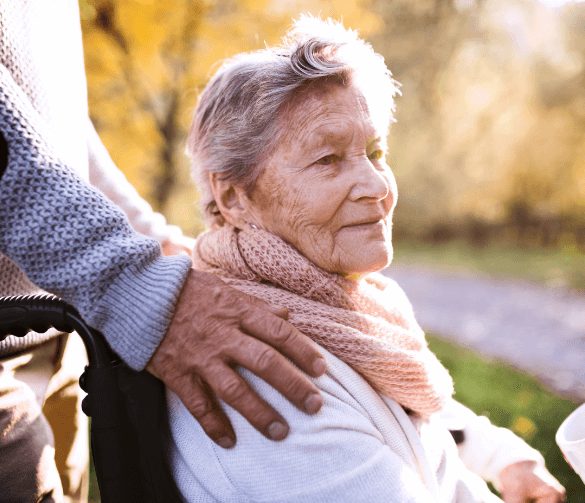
[186,15,400,225]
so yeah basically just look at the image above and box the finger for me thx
[535,495,565,503]
[229,334,323,414]
[208,365,290,441]
[501,495,524,503]
[243,294,289,320]
[170,374,236,448]
[533,489,566,503]
[532,467,566,502]
[240,309,327,377]
[533,486,566,503]
[269,305,289,320]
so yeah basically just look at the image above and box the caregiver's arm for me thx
[86,119,194,255]
[0,64,325,447]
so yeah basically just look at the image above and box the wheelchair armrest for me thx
[0,295,182,503]
[0,294,111,366]
[0,294,73,337]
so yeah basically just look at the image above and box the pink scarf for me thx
[193,225,453,418]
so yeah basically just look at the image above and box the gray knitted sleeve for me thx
[0,65,192,370]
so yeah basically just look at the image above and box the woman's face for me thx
[246,82,398,276]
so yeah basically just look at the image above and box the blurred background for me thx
[79,0,585,499]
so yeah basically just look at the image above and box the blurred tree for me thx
[372,0,585,247]
[81,0,208,233]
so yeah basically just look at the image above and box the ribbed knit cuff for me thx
[89,254,192,370]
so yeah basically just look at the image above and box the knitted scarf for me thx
[193,225,453,418]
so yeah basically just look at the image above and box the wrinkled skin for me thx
[214,82,398,276]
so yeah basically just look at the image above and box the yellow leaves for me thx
[99,118,162,198]
[193,0,384,93]
[312,0,383,35]
[79,0,97,21]
[510,415,538,441]
[116,3,168,53]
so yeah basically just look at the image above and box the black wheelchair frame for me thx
[0,295,184,503]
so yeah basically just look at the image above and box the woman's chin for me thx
[340,245,393,277]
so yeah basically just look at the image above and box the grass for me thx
[88,337,583,501]
[393,239,585,291]
[428,335,583,500]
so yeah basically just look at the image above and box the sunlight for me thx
[538,0,585,7]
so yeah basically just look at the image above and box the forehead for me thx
[281,82,379,145]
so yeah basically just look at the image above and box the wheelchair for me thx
[0,294,184,503]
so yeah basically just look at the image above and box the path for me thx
[384,265,585,401]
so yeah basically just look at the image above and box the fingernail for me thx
[217,437,235,449]
[304,393,323,414]
[313,357,327,375]
[268,421,288,440]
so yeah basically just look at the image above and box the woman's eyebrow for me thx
[321,122,367,144]
[303,126,381,150]
[303,128,349,150]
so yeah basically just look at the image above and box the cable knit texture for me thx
[193,225,453,418]
[0,0,191,365]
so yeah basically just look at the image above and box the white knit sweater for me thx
[168,346,540,502]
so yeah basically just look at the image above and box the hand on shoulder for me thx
[147,268,326,447]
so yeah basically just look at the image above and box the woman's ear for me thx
[208,172,252,228]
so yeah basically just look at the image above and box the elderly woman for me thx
[167,17,565,502]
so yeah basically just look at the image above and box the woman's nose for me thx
[349,157,394,204]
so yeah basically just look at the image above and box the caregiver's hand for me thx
[147,269,326,448]
[499,460,566,503]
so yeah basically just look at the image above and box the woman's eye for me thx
[315,154,339,166]
[368,149,384,161]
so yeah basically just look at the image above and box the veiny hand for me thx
[147,269,327,448]
[499,460,566,503]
